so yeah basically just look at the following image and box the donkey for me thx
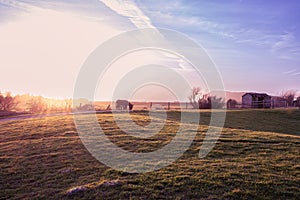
[116,99,133,110]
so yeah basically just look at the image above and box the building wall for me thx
[263,96,271,108]
[242,94,271,108]
[242,94,253,108]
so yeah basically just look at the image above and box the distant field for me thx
[0,109,299,199]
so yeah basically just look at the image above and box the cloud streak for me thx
[100,0,155,29]
[99,0,198,79]
[0,0,35,12]
[136,0,299,59]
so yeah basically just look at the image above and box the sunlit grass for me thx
[0,109,299,199]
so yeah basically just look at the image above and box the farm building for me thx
[242,93,271,108]
[294,97,300,107]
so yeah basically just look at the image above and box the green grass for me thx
[0,109,299,199]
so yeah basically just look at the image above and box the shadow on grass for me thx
[134,109,300,136]
[222,109,300,135]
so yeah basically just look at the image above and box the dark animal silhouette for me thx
[116,100,133,110]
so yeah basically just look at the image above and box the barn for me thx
[242,93,271,108]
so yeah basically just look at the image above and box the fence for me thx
[229,100,299,109]
[94,101,194,111]
[94,101,299,111]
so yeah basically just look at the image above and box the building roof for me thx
[242,92,271,97]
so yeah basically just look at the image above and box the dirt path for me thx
[0,112,73,122]
[0,110,117,122]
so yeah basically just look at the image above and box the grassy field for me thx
[0,109,299,199]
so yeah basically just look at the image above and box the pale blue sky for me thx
[136,0,300,93]
[0,0,299,99]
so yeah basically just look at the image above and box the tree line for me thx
[0,92,72,113]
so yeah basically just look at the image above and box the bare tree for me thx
[188,87,225,109]
[27,97,46,113]
[64,99,72,112]
[188,87,202,109]
[0,92,18,111]
[198,93,211,109]
[0,93,3,111]
[281,90,296,107]
[198,95,225,109]
[209,95,225,109]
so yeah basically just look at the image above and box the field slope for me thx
[0,109,299,199]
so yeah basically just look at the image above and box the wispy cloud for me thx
[270,32,300,60]
[272,32,295,52]
[136,0,299,59]
[100,0,155,29]
[0,0,34,12]
[292,72,300,76]
[283,69,297,74]
[283,69,300,76]
[99,0,198,77]
[141,9,236,40]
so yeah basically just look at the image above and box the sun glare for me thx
[0,6,120,98]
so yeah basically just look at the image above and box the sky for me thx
[0,0,299,100]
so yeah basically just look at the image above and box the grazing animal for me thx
[116,100,133,110]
